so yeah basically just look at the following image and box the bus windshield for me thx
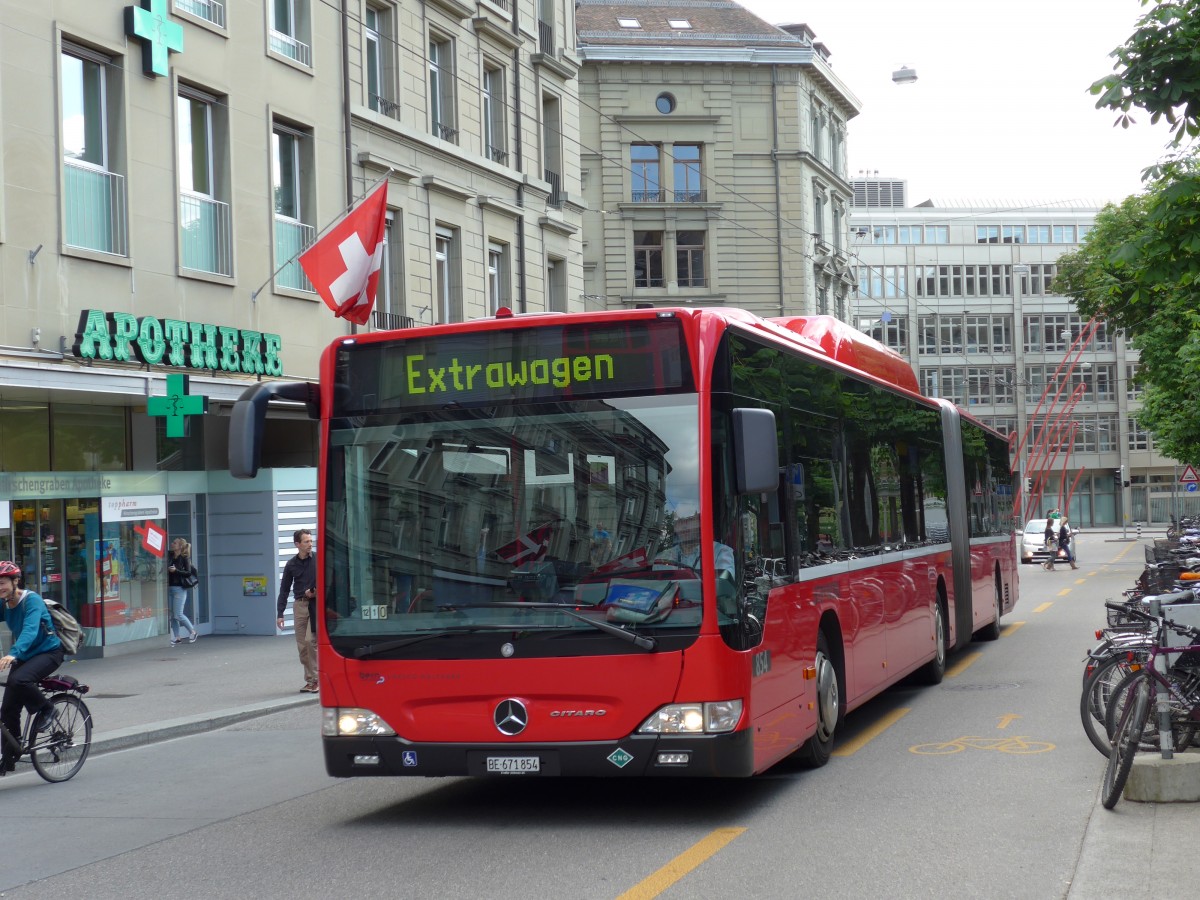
[323,392,706,659]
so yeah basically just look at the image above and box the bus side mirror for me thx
[229,381,319,479]
[732,408,779,494]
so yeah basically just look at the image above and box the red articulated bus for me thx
[230,307,1017,777]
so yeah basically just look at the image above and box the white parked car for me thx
[1020,518,1077,564]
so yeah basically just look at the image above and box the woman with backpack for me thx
[0,560,63,775]
[167,538,199,647]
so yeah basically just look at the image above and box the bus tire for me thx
[796,632,839,768]
[917,599,947,684]
[975,578,1003,642]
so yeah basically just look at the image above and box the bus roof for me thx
[766,315,920,394]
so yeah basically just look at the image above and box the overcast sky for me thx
[739,0,1178,206]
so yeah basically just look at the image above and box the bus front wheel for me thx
[796,632,840,768]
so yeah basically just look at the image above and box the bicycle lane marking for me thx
[1032,602,1053,613]
[1001,621,1026,635]
[616,827,746,900]
[909,735,1055,755]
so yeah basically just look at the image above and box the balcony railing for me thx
[176,0,225,27]
[372,95,401,119]
[673,190,707,203]
[487,145,509,165]
[435,122,459,142]
[544,169,563,208]
[274,216,315,292]
[64,160,127,256]
[372,311,416,331]
[269,29,312,67]
[632,190,665,203]
[180,192,233,276]
[538,20,554,53]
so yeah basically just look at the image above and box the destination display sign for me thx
[334,318,693,414]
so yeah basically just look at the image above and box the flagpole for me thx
[249,169,393,302]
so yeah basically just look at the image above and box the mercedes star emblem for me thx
[494,699,528,736]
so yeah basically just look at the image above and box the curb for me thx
[89,694,319,756]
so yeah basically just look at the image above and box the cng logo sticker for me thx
[607,747,634,768]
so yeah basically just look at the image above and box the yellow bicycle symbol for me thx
[909,735,1055,755]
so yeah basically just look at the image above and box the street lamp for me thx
[892,66,918,85]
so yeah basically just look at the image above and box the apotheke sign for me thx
[73,309,283,376]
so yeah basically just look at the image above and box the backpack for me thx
[43,597,85,656]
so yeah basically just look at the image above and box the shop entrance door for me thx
[167,497,208,632]
[12,501,66,605]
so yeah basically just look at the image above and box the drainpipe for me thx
[512,18,527,312]
[341,0,356,333]
[771,66,785,316]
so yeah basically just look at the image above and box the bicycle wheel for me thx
[31,694,92,783]
[1080,654,1138,758]
[1101,672,1150,809]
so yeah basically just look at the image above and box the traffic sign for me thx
[1188,483,1198,494]
[1181,465,1199,484]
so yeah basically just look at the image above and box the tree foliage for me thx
[1054,165,1200,465]
[1091,0,1200,144]
[1056,2,1200,466]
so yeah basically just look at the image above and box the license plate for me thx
[486,756,540,774]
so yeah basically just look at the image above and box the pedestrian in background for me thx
[1058,518,1078,570]
[277,529,318,693]
[167,538,199,647]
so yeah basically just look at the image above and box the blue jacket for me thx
[3,590,62,660]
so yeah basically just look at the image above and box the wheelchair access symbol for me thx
[402,751,418,767]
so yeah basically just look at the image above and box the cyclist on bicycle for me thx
[0,560,64,775]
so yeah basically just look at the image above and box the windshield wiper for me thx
[352,624,521,659]
[444,602,657,651]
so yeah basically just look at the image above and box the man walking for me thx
[277,529,318,693]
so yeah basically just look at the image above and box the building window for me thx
[813,192,825,243]
[631,144,661,202]
[365,6,398,117]
[435,227,458,323]
[1126,364,1142,400]
[919,368,966,404]
[917,316,937,355]
[673,145,703,201]
[655,92,676,114]
[872,225,896,244]
[857,265,905,299]
[1092,320,1113,350]
[542,93,562,207]
[857,316,908,353]
[1002,225,1025,244]
[372,210,408,330]
[1027,225,1050,243]
[547,256,566,312]
[633,231,664,287]
[1053,224,1076,243]
[676,231,705,287]
[62,43,127,256]
[810,104,825,161]
[1093,363,1117,401]
[482,64,507,163]
[1129,416,1150,450]
[617,17,640,28]
[270,0,312,66]
[925,225,949,244]
[272,124,313,291]
[667,18,691,29]
[429,35,457,142]
[487,241,509,313]
[538,0,555,52]
[976,225,999,243]
[178,88,232,276]
[938,315,964,354]
[176,0,226,28]
[1023,314,1069,353]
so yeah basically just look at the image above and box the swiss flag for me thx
[299,183,389,325]
[592,547,649,575]
[493,524,554,566]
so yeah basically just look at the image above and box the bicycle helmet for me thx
[0,560,20,579]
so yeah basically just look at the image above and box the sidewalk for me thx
[51,635,317,755]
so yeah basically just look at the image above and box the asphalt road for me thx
[2,533,1179,900]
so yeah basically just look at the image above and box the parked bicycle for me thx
[0,673,92,783]
[1098,596,1200,809]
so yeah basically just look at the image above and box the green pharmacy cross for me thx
[125,0,184,78]
[148,373,207,438]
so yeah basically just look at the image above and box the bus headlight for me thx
[322,707,396,737]
[637,700,743,734]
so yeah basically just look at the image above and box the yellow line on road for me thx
[832,706,911,757]
[1113,542,1138,562]
[618,827,746,900]
[1075,579,1086,585]
[1001,621,1026,635]
[946,651,981,678]
[1032,602,1053,613]
[1057,589,1072,597]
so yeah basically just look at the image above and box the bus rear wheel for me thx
[796,632,839,768]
